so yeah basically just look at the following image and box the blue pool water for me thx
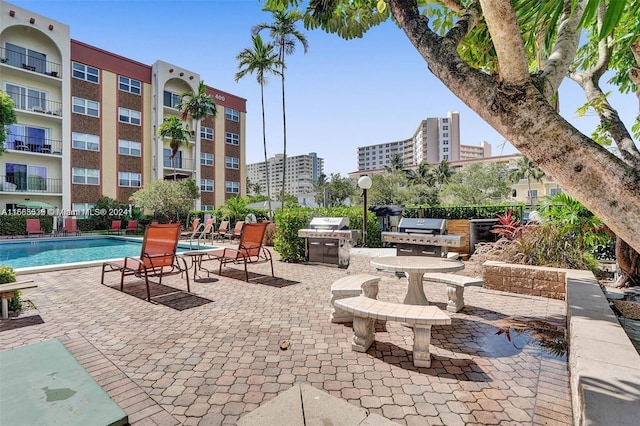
[0,236,213,269]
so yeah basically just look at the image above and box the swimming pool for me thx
[0,236,215,271]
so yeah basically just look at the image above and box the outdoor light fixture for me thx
[358,175,372,246]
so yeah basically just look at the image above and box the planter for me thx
[482,260,567,300]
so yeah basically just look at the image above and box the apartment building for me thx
[0,1,246,214]
[246,152,324,198]
[357,112,489,172]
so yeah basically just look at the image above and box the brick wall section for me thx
[482,260,566,300]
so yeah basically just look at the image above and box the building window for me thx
[225,132,239,145]
[5,163,47,191]
[200,153,214,166]
[443,125,448,130]
[5,43,46,73]
[72,132,100,151]
[163,90,181,109]
[443,147,449,152]
[225,108,239,121]
[443,118,449,123]
[443,133,448,137]
[72,202,96,218]
[225,181,240,194]
[118,140,141,157]
[119,76,141,95]
[72,167,99,185]
[72,97,99,117]
[201,126,214,140]
[201,205,214,211]
[72,62,99,83]
[443,155,449,160]
[5,83,47,112]
[6,124,48,152]
[118,107,141,125]
[200,179,214,192]
[225,156,240,169]
[550,188,562,196]
[119,172,141,187]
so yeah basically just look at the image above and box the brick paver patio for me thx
[1,248,572,425]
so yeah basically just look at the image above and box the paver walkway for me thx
[1,248,572,425]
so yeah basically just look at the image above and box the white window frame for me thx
[200,152,214,166]
[163,90,181,109]
[225,108,239,121]
[72,202,96,218]
[225,181,240,194]
[73,97,99,117]
[118,171,141,187]
[201,126,214,140]
[119,76,141,95]
[200,179,214,192]
[72,62,99,83]
[225,132,239,146]
[201,205,214,211]
[550,188,562,196]
[225,156,239,169]
[118,140,141,157]
[118,107,141,125]
[72,167,100,185]
[72,132,100,151]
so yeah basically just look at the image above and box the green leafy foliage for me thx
[130,180,200,224]
[0,265,21,312]
[440,163,512,205]
[0,215,53,236]
[0,90,17,154]
[404,204,524,220]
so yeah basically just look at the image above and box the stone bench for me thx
[0,279,37,319]
[423,273,483,313]
[330,274,380,323]
[334,296,451,367]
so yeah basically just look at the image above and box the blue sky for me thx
[10,0,639,176]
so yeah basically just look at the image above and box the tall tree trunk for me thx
[261,84,273,218]
[280,67,287,210]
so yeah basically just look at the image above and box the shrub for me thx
[0,265,21,312]
[274,208,312,262]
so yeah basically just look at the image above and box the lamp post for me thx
[358,175,372,247]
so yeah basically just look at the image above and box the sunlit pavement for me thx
[1,247,572,425]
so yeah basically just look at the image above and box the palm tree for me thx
[178,80,217,127]
[158,116,193,180]
[508,157,545,205]
[405,162,434,186]
[253,9,308,211]
[235,34,281,217]
[434,160,454,186]
[384,153,404,173]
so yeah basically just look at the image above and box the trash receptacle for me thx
[469,218,499,255]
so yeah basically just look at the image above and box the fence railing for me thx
[0,46,62,78]
[5,137,63,155]
[0,175,63,194]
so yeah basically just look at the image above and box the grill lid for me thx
[398,218,447,234]
[309,217,350,230]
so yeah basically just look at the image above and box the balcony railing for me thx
[6,91,62,117]
[163,157,195,170]
[5,137,63,155]
[0,47,62,78]
[0,175,62,193]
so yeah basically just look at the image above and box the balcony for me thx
[0,47,62,78]
[5,137,63,156]
[163,157,195,171]
[0,175,62,194]
[6,91,62,117]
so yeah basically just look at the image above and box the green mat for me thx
[0,339,127,426]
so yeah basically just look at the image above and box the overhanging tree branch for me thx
[444,0,482,46]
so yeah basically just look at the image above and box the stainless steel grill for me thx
[382,218,465,257]
[297,217,360,268]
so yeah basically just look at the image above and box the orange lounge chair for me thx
[225,221,244,240]
[125,220,138,235]
[108,220,122,235]
[195,222,273,282]
[214,220,229,241]
[180,218,201,239]
[63,217,81,236]
[26,219,44,237]
[100,223,190,301]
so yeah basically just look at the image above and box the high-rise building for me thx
[1,1,246,214]
[246,152,324,198]
[356,112,489,172]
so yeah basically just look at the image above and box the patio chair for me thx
[214,220,229,241]
[180,218,201,239]
[107,220,122,235]
[63,217,81,236]
[195,222,273,282]
[26,219,44,237]
[100,223,190,302]
[125,220,138,235]
[225,221,244,240]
